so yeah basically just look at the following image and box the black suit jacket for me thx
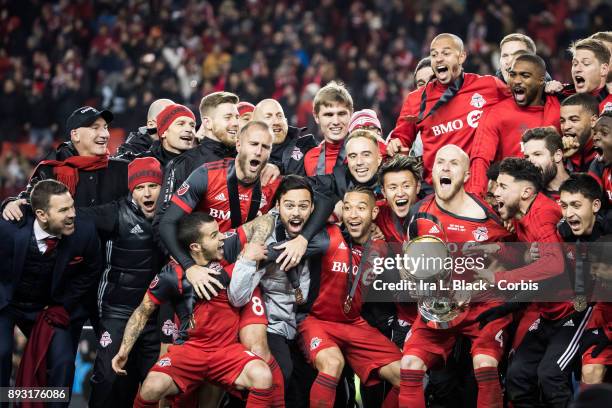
[0,211,102,317]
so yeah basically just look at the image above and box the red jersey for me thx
[308,225,375,323]
[588,159,612,207]
[170,159,280,232]
[390,73,510,183]
[567,137,598,173]
[468,95,561,195]
[597,86,611,114]
[494,193,572,320]
[375,203,407,243]
[304,140,345,176]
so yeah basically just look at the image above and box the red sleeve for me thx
[485,75,511,104]
[467,108,499,195]
[304,146,320,177]
[388,93,417,148]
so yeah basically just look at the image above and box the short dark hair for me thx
[273,175,314,205]
[521,127,563,155]
[561,93,599,116]
[600,110,612,120]
[344,185,376,204]
[415,57,432,73]
[487,161,501,182]
[30,179,70,212]
[498,157,543,192]
[570,38,611,66]
[177,212,216,252]
[560,173,602,202]
[379,154,423,184]
[512,53,546,76]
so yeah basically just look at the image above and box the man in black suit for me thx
[0,179,101,397]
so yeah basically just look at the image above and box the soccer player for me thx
[570,38,611,112]
[252,99,317,176]
[589,111,612,207]
[561,93,600,172]
[469,54,561,195]
[522,127,570,202]
[388,33,510,184]
[298,187,402,408]
[590,32,612,96]
[414,57,435,88]
[557,174,611,387]
[375,154,422,243]
[486,158,586,408]
[400,145,513,408]
[112,212,275,407]
[496,33,537,83]
[303,81,353,176]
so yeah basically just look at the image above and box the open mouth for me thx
[436,65,449,80]
[395,198,409,209]
[94,139,108,146]
[438,176,452,191]
[496,200,505,210]
[567,219,581,229]
[328,126,344,136]
[180,133,193,142]
[64,219,75,227]
[142,200,156,211]
[513,87,526,103]
[574,75,585,89]
[288,218,304,230]
[248,159,261,172]
[227,129,237,138]
[272,127,283,134]
[355,167,369,177]
[347,221,362,231]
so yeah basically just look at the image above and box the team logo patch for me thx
[291,147,304,161]
[467,110,483,128]
[603,102,612,113]
[470,93,486,108]
[149,275,159,289]
[428,225,440,234]
[310,337,322,350]
[472,226,489,242]
[528,318,540,332]
[99,331,112,348]
[177,182,189,196]
[162,319,177,336]
[157,357,172,367]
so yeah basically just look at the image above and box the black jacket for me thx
[3,142,129,209]
[0,211,102,318]
[308,165,381,202]
[269,126,317,176]
[115,140,180,167]
[78,198,164,319]
[115,127,154,158]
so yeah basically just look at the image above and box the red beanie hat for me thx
[156,104,196,138]
[237,101,255,116]
[128,157,162,191]
[348,109,382,134]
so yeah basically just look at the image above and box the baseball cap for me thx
[66,106,114,132]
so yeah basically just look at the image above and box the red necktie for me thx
[43,237,59,255]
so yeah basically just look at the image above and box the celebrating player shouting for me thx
[388,33,509,183]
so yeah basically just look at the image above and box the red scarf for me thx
[16,306,70,408]
[36,155,109,195]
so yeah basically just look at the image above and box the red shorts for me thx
[239,286,268,329]
[403,303,511,368]
[150,341,261,395]
[298,316,401,386]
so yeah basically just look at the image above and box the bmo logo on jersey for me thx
[431,110,483,136]
[331,262,359,275]
[209,207,231,220]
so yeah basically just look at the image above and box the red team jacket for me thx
[390,73,510,183]
[468,95,561,195]
[171,159,281,232]
[304,139,387,176]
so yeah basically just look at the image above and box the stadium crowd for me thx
[1,0,612,407]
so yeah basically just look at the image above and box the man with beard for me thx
[570,38,611,112]
[303,81,354,176]
[253,99,317,176]
[115,99,174,159]
[481,158,585,408]
[556,175,612,389]
[469,54,561,195]
[400,145,513,408]
[78,157,166,408]
[2,106,128,221]
[561,93,601,172]
[0,180,101,398]
[387,33,510,184]
[522,127,570,202]
[296,187,402,408]
[112,212,276,408]
[589,111,612,208]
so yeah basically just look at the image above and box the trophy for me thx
[400,235,470,329]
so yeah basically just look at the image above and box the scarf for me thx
[37,155,109,195]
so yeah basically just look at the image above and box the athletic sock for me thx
[133,392,159,408]
[399,368,425,408]
[247,387,274,408]
[267,357,285,407]
[475,366,502,408]
[310,372,338,408]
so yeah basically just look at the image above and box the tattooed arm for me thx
[241,213,275,244]
[111,294,158,375]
